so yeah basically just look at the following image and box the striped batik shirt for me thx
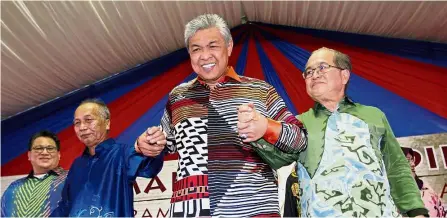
[161,67,307,217]
[1,167,67,217]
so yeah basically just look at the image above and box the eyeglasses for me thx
[32,146,58,153]
[303,62,344,79]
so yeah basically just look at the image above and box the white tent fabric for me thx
[1,1,446,119]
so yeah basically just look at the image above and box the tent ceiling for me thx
[1,1,446,119]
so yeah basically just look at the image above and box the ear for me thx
[227,40,234,57]
[105,119,111,131]
[28,151,31,160]
[341,69,350,85]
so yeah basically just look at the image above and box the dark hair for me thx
[401,147,414,157]
[28,130,60,151]
[401,147,423,189]
[414,175,424,190]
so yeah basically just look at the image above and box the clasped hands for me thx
[136,126,166,157]
[237,102,268,143]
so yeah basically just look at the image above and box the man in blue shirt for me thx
[50,98,165,217]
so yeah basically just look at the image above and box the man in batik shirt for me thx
[137,14,308,217]
[254,47,428,217]
[51,99,164,217]
[2,130,67,217]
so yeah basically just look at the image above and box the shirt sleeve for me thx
[263,85,307,153]
[380,111,428,217]
[133,100,176,155]
[50,171,72,217]
[1,182,16,217]
[252,138,299,170]
[125,143,164,181]
[160,101,177,154]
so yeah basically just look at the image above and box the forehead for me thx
[306,50,334,68]
[74,103,100,119]
[189,27,224,46]
[32,136,56,146]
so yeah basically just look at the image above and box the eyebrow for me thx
[191,40,219,48]
[305,62,327,71]
[73,115,93,122]
[33,145,56,147]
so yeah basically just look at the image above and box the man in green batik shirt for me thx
[251,47,428,217]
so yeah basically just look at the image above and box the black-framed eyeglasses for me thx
[32,146,58,153]
[303,62,344,79]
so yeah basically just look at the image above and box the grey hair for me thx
[184,14,233,50]
[79,98,110,121]
[310,47,352,71]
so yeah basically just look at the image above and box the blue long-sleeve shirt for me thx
[50,138,164,217]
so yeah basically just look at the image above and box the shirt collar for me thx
[27,166,65,179]
[313,96,355,116]
[192,66,241,87]
[82,138,116,157]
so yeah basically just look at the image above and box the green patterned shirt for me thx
[1,167,67,217]
[253,97,428,217]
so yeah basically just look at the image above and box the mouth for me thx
[312,81,325,88]
[201,63,216,73]
[80,133,91,139]
[39,158,51,161]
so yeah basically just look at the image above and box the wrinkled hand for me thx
[237,102,268,142]
[136,126,166,157]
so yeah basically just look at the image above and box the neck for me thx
[87,137,108,155]
[202,68,230,89]
[321,100,338,112]
[316,92,344,112]
[206,81,218,90]
[33,167,51,175]
[88,146,97,156]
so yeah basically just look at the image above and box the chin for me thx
[37,164,51,169]
[311,91,325,98]
[82,139,93,146]
[198,72,218,80]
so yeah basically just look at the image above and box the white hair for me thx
[184,14,232,50]
[79,98,110,121]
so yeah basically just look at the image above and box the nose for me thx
[41,148,50,155]
[311,72,322,81]
[79,122,88,130]
[199,48,212,60]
